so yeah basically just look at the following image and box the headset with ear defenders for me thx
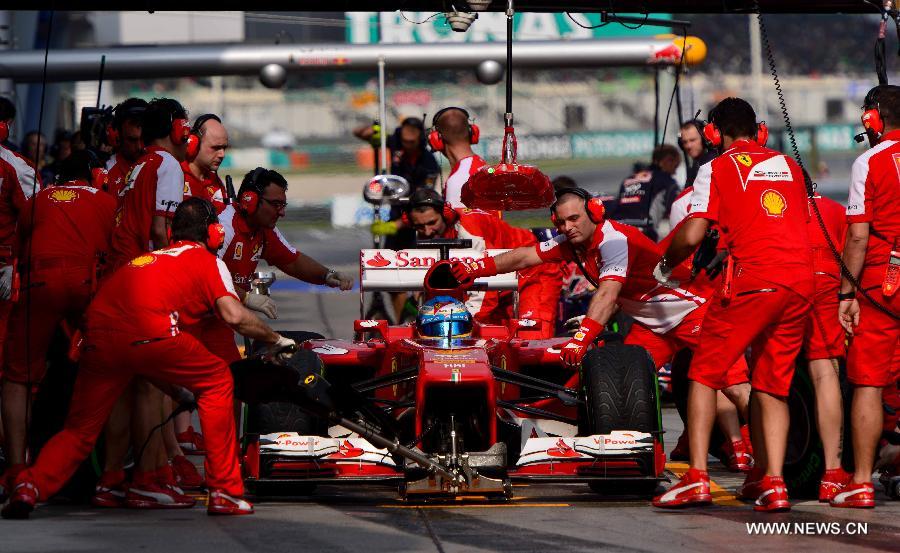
[427,107,480,152]
[200,199,226,250]
[549,187,605,227]
[403,188,458,226]
[702,120,768,148]
[238,167,268,215]
[186,113,222,162]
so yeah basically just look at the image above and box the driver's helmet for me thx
[416,296,473,339]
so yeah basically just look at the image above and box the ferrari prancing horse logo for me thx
[736,153,753,167]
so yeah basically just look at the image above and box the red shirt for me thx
[85,241,238,339]
[105,153,136,202]
[181,161,227,213]
[0,145,39,257]
[19,182,116,265]
[808,195,846,277]
[847,130,900,268]
[217,205,300,290]
[536,220,701,334]
[110,146,183,266]
[688,139,812,282]
[444,155,486,208]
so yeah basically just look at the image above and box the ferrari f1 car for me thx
[238,239,665,500]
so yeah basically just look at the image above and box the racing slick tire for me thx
[245,331,327,496]
[580,341,661,497]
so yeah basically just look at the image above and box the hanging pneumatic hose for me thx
[756,8,899,322]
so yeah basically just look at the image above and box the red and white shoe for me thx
[723,440,754,473]
[652,468,712,508]
[176,426,206,455]
[172,455,205,490]
[91,482,128,508]
[830,481,875,509]
[754,475,790,512]
[740,424,754,457]
[669,433,689,462]
[738,466,765,500]
[819,468,852,503]
[125,483,196,509]
[207,490,254,516]
[1,481,39,519]
[0,463,28,503]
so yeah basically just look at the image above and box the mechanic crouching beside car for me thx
[1,198,295,519]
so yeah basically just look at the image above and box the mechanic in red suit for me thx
[104,98,148,200]
[448,188,752,418]
[405,187,562,338]
[428,107,486,209]
[836,85,900,508]
[0,151,114,497]
[104,98,196,509]
[181,113,228,213]
[1,198,295,519]
[194,167,353,369]
[654,97,813,512]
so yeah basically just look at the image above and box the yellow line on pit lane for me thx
[377,502,571,509]
[666,462,742,506]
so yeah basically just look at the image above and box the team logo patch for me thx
[129,254,157,268]
[366,252,391,267]
[760,189,787,217]
[183,182,190,195]
[49,189,78,203]
[736,153,753,167]
[251,243,262,262]
[233,242,244,260]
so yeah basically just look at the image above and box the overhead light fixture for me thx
[445,10,478,32]
[464,0,493,11]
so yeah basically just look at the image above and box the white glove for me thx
[324,269,354,291]
[0,265,12,301]
[243,293,277,319]
[652,258,679,288]
[266,335,297,359]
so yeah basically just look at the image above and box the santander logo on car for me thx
[364,249,484,269]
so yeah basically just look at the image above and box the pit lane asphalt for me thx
[4,226,899,553]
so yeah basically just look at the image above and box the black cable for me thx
[661,27,689,147]
[565,12,609,29]
[23,9,54,463]
[505,7,513,116]
[653,69,660,146]
[757,10,898,321]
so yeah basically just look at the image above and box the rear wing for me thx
[360,249,518,292]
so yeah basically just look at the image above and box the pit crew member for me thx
[653,97,813,512]
[428,107,485,209]
[1,198,294,519]
[105,98,148,199]
[0,151,114,495]
[836,84,900,508]
[182,113,228,213]
[679,119,719,187]
[405,187,562,338]
[611,144,681,240]
[198,167,353,366]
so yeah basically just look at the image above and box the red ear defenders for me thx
[186,113,222,163]
[702,121,768,148]
[91,167,108,190]
[427,107,480,152]
[170,199,224,249]
[0,120,8,143]
[549,187,605,227]
[861,107,884,137]
[238,167,267,215]
[170,117,191,146]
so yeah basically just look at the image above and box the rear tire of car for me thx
[246,331,326,496]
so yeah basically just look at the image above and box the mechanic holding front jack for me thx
[2,197,295,519]
[447,188,751,412]
[405,187,562,338]
[194,167,354,368]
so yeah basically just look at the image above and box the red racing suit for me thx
[109,146,183,269]
[191,204,302,363]
[805,195,848,361]
[442,209,562,337]
[845,130,900,386]
[0,145,39,371]
[3,182,116,385]
[181,160,228,213]
[105,153,136,201]
[443,155,486,209]
[685,139,813,397]
[17,242,245,500]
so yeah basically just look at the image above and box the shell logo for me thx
[129,254,157,268]
[49,189,78,203]
[760,189,787,217]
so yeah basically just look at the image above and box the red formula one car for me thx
[240,240,665,499]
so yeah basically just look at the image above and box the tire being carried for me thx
[579,339,662,497]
